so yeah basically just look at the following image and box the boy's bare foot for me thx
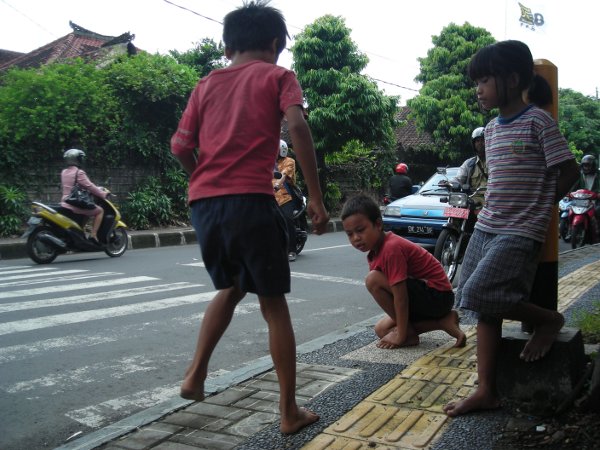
[520,312,564,362]
[441,310,467,348]
[443,389,501,417]
[180,387,205,402]
[376,330,419,349]
[280,407,319,434]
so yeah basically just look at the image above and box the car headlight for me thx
[384,205,402,217]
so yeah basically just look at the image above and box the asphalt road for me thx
[0,231,383,450]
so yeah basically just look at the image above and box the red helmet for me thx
[395,163,408,174]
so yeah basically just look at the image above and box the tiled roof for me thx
[0,21,135,71]
[395,106,434,148]
[0,49,24,66]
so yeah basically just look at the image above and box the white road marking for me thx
[0,282,203,313]
[0,269,87,281]
[290,272,363,286]
[0,276,156,299]
[0,291,217,335]
[0,272,119,288]
[66,383,182,428]
[0,267,55,275]
[301,244,351,252]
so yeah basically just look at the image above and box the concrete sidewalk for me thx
[44,244,600,450]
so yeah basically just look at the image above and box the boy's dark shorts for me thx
[190,194,290,296]
[406,278,454,321]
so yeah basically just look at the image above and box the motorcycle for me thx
[558,196,573,242]
[434,182,485,282]
[567,189,599,249]
[273,171,308,255]
[22,190,128,264]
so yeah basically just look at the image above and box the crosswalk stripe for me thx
[0,282,204,313]
[291,271,364,286]
[0,267,55,275]
[0,269,88,281]
[0,272,119,288]
[0,291,216,335]
[0,276,157,299]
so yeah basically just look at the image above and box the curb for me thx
[0,219,345,261]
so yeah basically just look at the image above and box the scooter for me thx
[22,190,128,264]
[274,171,308,255]
[558,196,573,242]
[434,182,485,282]
[567,189,599,249]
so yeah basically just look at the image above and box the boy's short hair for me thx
[223,0,289,55]
[341,193,382,224]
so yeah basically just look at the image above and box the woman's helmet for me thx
[395,163,408,174]
[63,148,86,167]
[279,140,288,158]
[581,154,597,175]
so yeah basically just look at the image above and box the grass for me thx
[575,300,600,344]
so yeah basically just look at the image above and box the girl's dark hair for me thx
[341,193,381,224]
[468,40,552,108]
[223,1,289,55]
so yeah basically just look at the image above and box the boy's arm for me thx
[390,281,410,345]
[174,152,197,177]
[285,105,329,234]
[555,158,580,201]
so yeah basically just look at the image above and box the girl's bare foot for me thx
[441,310,467,348]
[180,387,205,402]
[520,312,564,362]
[280,407,319,434]
[376,330,419,349]
[443,388,501,417]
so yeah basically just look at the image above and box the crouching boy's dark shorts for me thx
[191,194,290,296]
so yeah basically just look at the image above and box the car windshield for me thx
[418,169,459,195]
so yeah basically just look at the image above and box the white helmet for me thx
[471,127,484,140]
[63,148,86,167]
[279,140,288,158]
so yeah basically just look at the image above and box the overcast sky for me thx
[1,0,598,104]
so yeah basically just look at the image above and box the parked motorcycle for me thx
[558,196,573,242]
[567,189,599,249]
[22,190,128,264]
[434,182,485,282]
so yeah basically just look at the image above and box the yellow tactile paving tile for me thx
[307,403,448,450]
[557,259,600,310]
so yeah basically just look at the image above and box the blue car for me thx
[382,167,460,246]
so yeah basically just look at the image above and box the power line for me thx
[162,0,419,94]
[1,0,57,40]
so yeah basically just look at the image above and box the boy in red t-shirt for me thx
[171,1,328,434]
[341,194,466,349]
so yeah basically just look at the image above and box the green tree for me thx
[291,15,398,204]
[408,23,495,162]
[102,52,198,168]
[0,59,117,180]
[169,38,227,78]
[558,88,600,159]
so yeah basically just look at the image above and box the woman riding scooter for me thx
[61,148,108,244]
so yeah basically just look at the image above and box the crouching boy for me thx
[341,194,466,349]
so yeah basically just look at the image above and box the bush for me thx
[575,300,600,344]
[0,185,28,237]
[121,177,173,230]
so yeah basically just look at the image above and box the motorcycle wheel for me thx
[571,223,586,249]
[434,229,460,283]
[294,214,309,255]
[104,228,128,257]
[26,227,59,264]
[559,219,571,242]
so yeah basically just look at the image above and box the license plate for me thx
[443,206,469,219]
[408,225,434,235]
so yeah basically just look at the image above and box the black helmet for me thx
[581,154,597,175]
[63,148,86,167]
